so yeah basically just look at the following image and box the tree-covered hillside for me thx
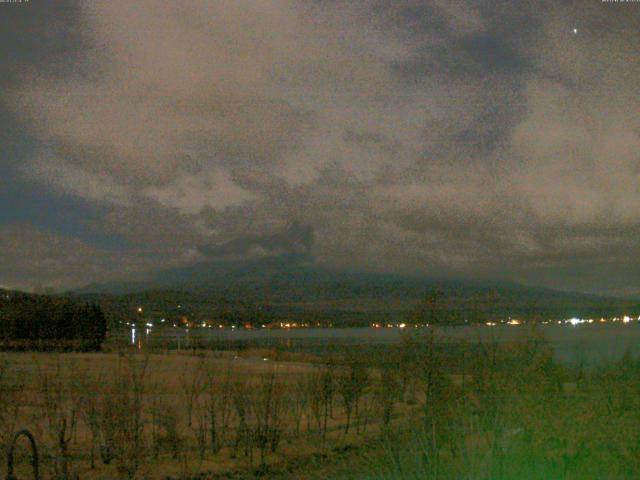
[0,289,107,350]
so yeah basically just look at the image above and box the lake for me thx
[126,323,640,366]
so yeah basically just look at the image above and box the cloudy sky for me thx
[1,0,640,295]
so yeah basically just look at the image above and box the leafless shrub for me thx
[251,372,285,466]
[100,353,149,480]
[289,374,308,435]
[203,360,233,455]
[217,364,234,446]
[73,368,104,470]
[204,371,220,456]
[231,380,252,462]
[180,354,207,429]
[320,363,334,445]
[337,353,369,435]
[413,329,450,477]
[0,355,24,460]
[37,358,77,480]
[149,387,181,460]
[305,363,334,445]
[162,405,181,461]
[305,368,324,434]
[194,405,208,461]
[373,358,401,434]
[395,335,421,403]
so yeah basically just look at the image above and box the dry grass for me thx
[0,350,417,479]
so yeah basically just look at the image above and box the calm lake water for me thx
[129,323,640,366]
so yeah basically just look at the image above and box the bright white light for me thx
[131,327,136,345]
[572,27,578,35]
[145,322,153,328]
[399,323,406,329]
[567,318,583,326]
[623,316,631,324]
[137,307,143,313]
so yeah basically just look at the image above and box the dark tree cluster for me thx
[0,293,107,350]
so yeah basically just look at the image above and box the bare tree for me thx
[180,354,208,429]
[231,380,252,462]
[289,374,308,435]
[204,360,234,455]
[74,368,104,470]
[149,379,181,460]
[337,352,369,435]
[37,357,77,480]
[320,364,334,445]
[375,361,400,432]
[305,368,324,434]
[252,372,285,466]
[100,353,149,480]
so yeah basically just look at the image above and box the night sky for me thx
[2,0,640,295]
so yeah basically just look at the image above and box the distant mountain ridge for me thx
[72,254,640,323]
[76,253,514,299]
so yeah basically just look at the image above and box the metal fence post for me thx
[6,429,39,480]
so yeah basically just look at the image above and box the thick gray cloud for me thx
[2,0,640,295]
[199,221,314,259]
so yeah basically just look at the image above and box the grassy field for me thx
[0,347,419,479]
[3,328,640,479]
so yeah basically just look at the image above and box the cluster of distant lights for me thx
[124,319,324,329]
[487,315,640,327]
[127,307,326,336]
[372,323,420,329]
[371,315,640,329]
[129,306,640,338]
[557,315,640,326]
